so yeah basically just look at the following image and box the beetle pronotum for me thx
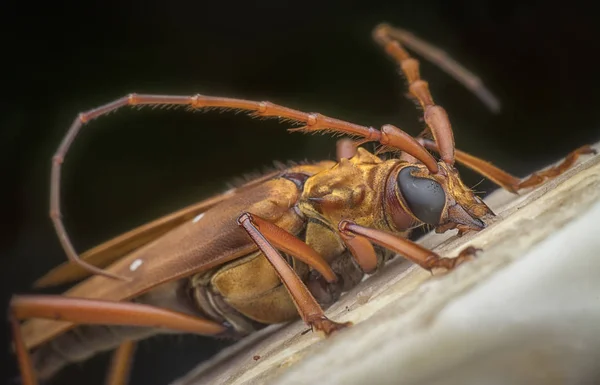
[9,23,596,385]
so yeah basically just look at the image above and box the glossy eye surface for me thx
[397,166,446,224]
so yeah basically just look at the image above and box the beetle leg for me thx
[105,340,136,385]
[10,315,37,385]
[9,295,227,385]
[339,220,476,272]
[10,295,227,335]
[338,231,379,274]
[420,139,597,193]
[238,213,352,335]
[245,214,338,283]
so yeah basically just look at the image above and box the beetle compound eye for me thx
[397,167,446,224]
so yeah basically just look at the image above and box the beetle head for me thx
[386,162,494,235]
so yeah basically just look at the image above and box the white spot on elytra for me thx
[129,259,143,272]
[224,188,236,196]
[193,213,205,223]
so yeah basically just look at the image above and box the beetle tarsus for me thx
[429,246,480,275]
[514,145,597,191]
[308,315,352,336]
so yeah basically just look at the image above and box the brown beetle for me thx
[9,23,595,385]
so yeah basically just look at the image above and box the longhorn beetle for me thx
[9,23,595,385]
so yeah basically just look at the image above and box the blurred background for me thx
[2,0,599,384]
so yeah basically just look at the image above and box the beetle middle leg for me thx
[339,220,475,272]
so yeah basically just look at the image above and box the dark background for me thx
[2,1,599,384]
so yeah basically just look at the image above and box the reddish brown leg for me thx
[339,220,475,272]
[247,214,337,283]
[373,24,456,166]
[375,24,501,113]
[9,295,226,385]
[238,213,351,335]
[105,340,136,385]
[10,315,37,385]
[338,231,379,274]
[421,139,597,193]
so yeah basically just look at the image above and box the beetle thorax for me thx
[299,148,401,232]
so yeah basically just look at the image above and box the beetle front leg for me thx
[339,220,477,273]
[338,230,379,274]
[237,213,351,335]
[420,139,597,193]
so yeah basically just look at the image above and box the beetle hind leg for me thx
[9,295,227,385]
[507,145,597,191]
[338,220,477,273]
[104,340,136,385]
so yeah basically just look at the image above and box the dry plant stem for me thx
[238,213,351,335]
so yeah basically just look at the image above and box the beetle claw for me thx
[307,316,352,336]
